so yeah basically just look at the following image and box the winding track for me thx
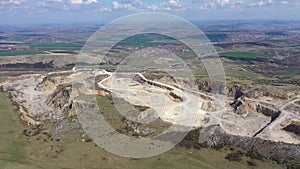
[96,70,235,130]
[95,69,300,143]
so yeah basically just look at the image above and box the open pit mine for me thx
[0,69,299,166]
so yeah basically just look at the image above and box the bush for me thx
[225,151,243,162]
[247,160,257,166]
[212,144,224,150]
[194,142,208,149]
[178,129,200,149]
[246,150,263,160]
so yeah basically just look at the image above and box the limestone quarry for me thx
[0,69,299,146]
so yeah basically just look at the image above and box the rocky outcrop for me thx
[46,83,74,117]
[195,79,211,92]
[229,85,281,120]
[283,123,300,136]
[201,101,213,112]
[195,80,247,97]
[18,105,40,125]
[168,91,183,102]
[0,71,76,124]
[229,86,248,115]
[37,72,73,91]
[235,102,256,116]
[256,104,281,120]
[202,126,300,168]
[133,74,173,91]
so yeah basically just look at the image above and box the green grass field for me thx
[0,42,82,55]
[122,33,175,43]
[30,43,81,48]
[280,69,300,77]
[219,52,257,59]
[0,92,29,168]
[0,50,45,56]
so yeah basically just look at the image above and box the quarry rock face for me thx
[0,71,75,123]
[0,70,299,167]
[283,123,300,136]
[201,101,213,112]
[46,84,74,117]
[202,126,300,168]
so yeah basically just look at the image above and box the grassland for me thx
[0,42,82,57]
[96,95,171,137]
[30,43,82,51]
[122,33,175,43]
[219,52,257,59]
[0,50,45,56]
[0,92,30,168]
[97,95,126,130]
[280,69,300,77]
[30,43,81,48]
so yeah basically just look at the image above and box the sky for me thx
[0,0,299,24]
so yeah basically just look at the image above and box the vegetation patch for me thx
[30,42,81,48]
[280,69,300,77]
[225,151,244,162]
[246,150,264,160]
[0,92,28,167]
[178,129,201,149]
[0,50,45,56]
[0,61,54,69]
[219,52,257,59]
[206,33,228,42]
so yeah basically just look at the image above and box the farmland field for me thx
[219,52,257,59]
[0,50,45,56]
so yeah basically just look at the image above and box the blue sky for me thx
[0,0,299,24]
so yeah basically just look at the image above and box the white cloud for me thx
[70,0,81,4]
[0,0,26,5]
[191,0,244,11]
[10,0,25,5]
[112,1,120,9]
[216,0,230,6]
[51,0,64,2]
[164,0,182,7]
[249,0,276,7]
[100,7,111,11]
[112,1,135,10]
[169,0,180,6]
[0,0,295,16]
[249,0,264,7]
[122,3,134,10]
[70,0,97,5]
[111,0,185,11]
[146,5,159,10]
[162,0,186,11]
[87,0,97,3]
[258,1,264,6]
